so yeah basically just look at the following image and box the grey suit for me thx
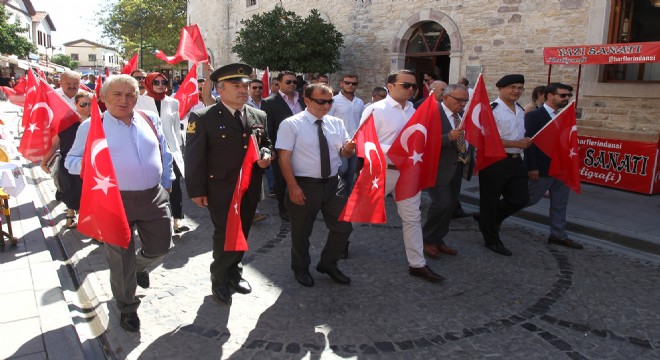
[423,107,474,246]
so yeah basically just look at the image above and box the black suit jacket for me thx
[185,102,273,203]
[524,106,552,176]
[260,92,306,144]
[436,108,476,185]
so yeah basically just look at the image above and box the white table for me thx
[0,162,26,197]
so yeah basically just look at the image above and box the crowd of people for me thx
[27,64,581,333]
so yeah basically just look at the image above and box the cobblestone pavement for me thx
[40,172,660,360]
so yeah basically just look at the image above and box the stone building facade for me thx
[188,0,660,140]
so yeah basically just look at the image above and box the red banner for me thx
[543,41,660,65]
[578,135,660,194]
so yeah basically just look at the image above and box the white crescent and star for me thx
[398,124,428,165]
[568,125,578,158]
[89,139,116,195]
[30,102,54,129]
[470,103,485,133]
[363,141,382,189]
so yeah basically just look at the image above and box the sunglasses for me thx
[284,80,297,85]
[251,86,263,90]
[133,76,145,81]
[343,81,358,86]
[447,94,469,103]
[557,93,573,98]
[307,97,334,105]
[394,82,418,90]
[152,79,169,86]
[77,102,90,107]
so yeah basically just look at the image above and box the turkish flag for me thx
[225,135,259,251]
[94,72,103,99]
[0,86,24,106]
[173,63,199,119]
[121,53,139,75]
[18,80,79,162]
[387,95,442,201]
[21,70,39,128]
[78,97,132,248]
[339,114,386,223]
[13,75,26,94]
[531,101,581,193]
[79,83,92,92]
[261,67,270,99]
[462,73,506,172]
[155,24,209,65]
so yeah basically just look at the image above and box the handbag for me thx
[46,152,61,176]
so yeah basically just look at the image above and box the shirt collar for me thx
[221,101,244,116]
[385,94,412,111]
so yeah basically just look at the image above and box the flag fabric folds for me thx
[155,24,209,65]
[387,95,442,201]
[121,53,139,75]
[0,86,24,106]
[21,70,39,128]
[339,114,386,223]
[531,101,581,193]
[173,63,199,120]
[77,97,132,248]
[462,73,506,172]
[225,136,259,251]
[261,67,270,99]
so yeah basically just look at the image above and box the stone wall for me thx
[188,0,660,138]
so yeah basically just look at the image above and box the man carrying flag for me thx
[55,71,81,107]
[524,83,583,250]
[185,63,272,303]
[65,75,174,332]
[360,70,444,283]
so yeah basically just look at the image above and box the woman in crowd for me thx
[40,91,92,229]
[524,85,546,113]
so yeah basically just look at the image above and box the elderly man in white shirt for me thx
[54,70,80,107]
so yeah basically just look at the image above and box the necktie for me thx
[453,113,468,163]
[315,119,331,179]
[234,110,244,130]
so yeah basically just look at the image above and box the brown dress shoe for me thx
[437,244,457,255]
[548,235,583,249]
[423,243,440,258]
[409,265,445,283]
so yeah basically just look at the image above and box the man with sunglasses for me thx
[474,74,532,256]
[247,79,264,109]
[360,69,444,283]
[130,69,148,95]
[276,83,355,287]
[261,71,306,221]
[523,82,582,250]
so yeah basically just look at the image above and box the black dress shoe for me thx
[228,277,252,294]
[316,264,351,284]
[548,235,583,249]
[294,270,314,287]
[120,311,140,332]
[211,280,231,302]
[452,209,472,219]
[408,265,445,283]
[136,271,150,289]
[486,242,512,256]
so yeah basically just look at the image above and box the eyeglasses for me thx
[284,80,297,85]
[152,79,169,86]
[556,93,573,98]
[307,97,334,105]
[447,94,469,103]
[77,102,90,107]
[393,82,418,90]
[506,85,525,92]
[133,76,145,81]
[251,86,263,90]
[343,81,358,86]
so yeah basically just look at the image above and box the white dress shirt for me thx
[360,95,415,164]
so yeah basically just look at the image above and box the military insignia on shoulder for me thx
[490,101,499,109]
[187,121,197,134]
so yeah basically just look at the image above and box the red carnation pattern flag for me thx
[462,73,506,172]
[225,136,259,251]
[173,63,199,119]
[155,24,209,65]
[77,97,131,248]
[531,100,581,193]
[121,53,139,75]
[261,67,270,99]
[339,114,386,223]
[387,95,441,201]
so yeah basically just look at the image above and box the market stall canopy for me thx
[543,41,660,65]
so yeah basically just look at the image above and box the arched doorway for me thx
[405,21,452,87]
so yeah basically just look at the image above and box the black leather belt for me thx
[506,153,521,158]
[387,164,398,170]
[295,176,333,183]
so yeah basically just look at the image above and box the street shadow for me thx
[5,325,85,360]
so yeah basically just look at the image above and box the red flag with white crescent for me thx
[261,67,270,99]
[121,53,139,75]
[173,63,199,119]
[77,96,131,248]
[339,114,386,223]
[155,24,209,65]
[225,135,259,251]
[18,81,55,162]
[387,95,442,201]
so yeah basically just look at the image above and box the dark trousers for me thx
[271,160,287,214]
[423,163,464,246]
[477,156,529,245]
[286,176,352,271]
[170,162,184,219]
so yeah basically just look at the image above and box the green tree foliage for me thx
[96,0,186,70]
[233,6,344,74]
[0,5,37,58]
[50,54,78,69]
